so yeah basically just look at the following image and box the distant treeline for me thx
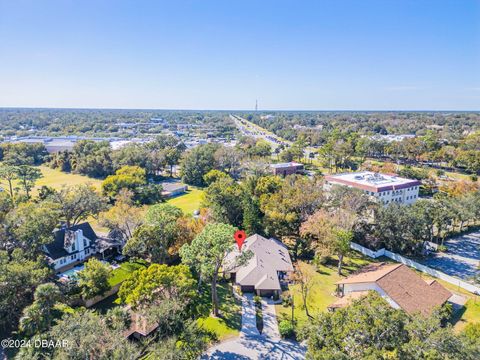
[240,111,480,144]
[0,108,236,138]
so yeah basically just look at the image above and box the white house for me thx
[43,222,122,272]
[224,234,294,298]
[325,171,421,205]
[329,263,452,316]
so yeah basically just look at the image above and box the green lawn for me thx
[196,282,242,341]
[276,255,373,327]
[109,260,148,287]
[166,187,204,215]
[454,299,480,332]
[0,165,103,196]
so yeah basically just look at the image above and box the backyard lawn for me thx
[109,259,148,287]
[196,282,242,341]
[166,187,204,215]
[276,255,374,327]
[454,299,480,332]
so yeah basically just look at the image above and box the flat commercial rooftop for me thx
[325,171,420,192]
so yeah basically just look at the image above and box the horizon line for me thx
[1,106,479,113]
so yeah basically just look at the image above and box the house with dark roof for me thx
[43,222,122,272]
[329,263,452,316]
[224,234,294,297]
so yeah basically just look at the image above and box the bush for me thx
[470,174,478,182]
[254,298,263,333]
[282,295,292,308]
[278,320,295,339]
[438,245,448,252]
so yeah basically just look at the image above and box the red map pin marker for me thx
[234,230,247,251]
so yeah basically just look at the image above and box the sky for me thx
[0,0,479,110]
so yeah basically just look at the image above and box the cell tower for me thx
[255,99,258,111]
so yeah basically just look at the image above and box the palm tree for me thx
[19,283,62,336]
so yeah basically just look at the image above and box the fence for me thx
[350,242,480,295]
[84,283,122,308]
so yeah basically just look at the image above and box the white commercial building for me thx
[325,171,421,205]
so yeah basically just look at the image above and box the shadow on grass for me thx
[450,305,467,327]
[195,281,242,333]
[91,293,121,314]
[319,253,373,277]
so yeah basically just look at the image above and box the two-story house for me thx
[43,222,121,272]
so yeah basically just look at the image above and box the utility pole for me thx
[255,99,258,112]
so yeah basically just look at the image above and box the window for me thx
[83,239,87,247]
[71,242,76,251]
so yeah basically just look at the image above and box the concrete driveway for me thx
[421,231,480,281]
[202,293,306,360]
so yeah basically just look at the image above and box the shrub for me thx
[279,320,295,339]
[470,174,478,182]
[254,298,263,333]
[438,245,448,252]
[282,295,292,308]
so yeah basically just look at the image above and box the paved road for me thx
[421,231,480,281]
[203,293,306,360]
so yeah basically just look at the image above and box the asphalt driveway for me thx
[421,231,480,281]
[202,293,306,360]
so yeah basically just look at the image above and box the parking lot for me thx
[421,231,480,281]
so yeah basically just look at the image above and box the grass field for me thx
[108,259,148,287]
[454,299,480,331]
[196,282,242,341]
[166,187,204,215]
[0,165,102,196]
[275,255,373,327]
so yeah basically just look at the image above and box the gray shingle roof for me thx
[226,234,294,291]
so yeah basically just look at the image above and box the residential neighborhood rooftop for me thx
[336,263,452,316]
[160,182,187,192]
[45,222,98,260]
[225,234,294,291]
